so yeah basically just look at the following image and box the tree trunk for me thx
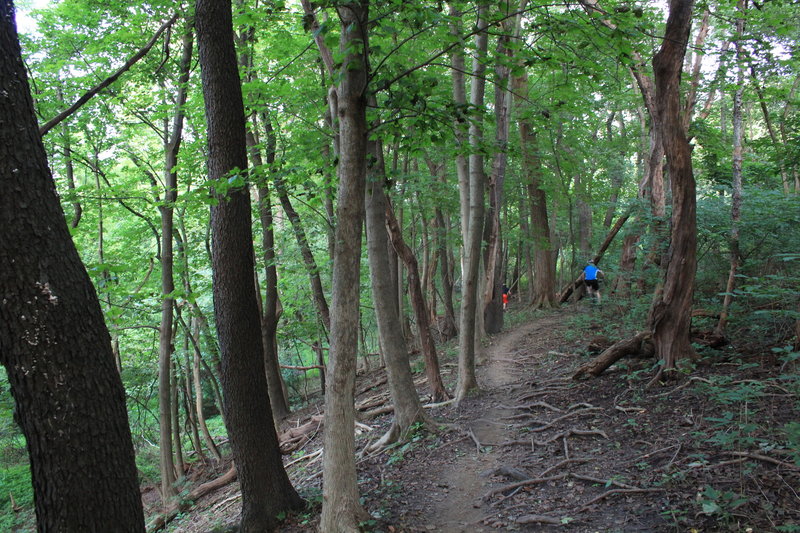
[456,3,489,401]
[715,3,746,337]
[649,0,699,382]
[483,3,524,333]
[157,19,192,502]
[435,202,458,340]
[514,70,557,309]
[0,6,145,529]
[319,2,372,530]
[385,199,450,402]
[190,317,222,461]
[365,138,427,448]
[246,116,292,421]
[272,155,332,332]
[196,1,304,530]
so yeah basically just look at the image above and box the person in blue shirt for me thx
[581,260,604,303]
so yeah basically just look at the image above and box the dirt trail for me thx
[423,313,573,532]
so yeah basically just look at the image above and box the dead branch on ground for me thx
[572,332,653,379]
[577,487,663,513]
[147,466,237,532]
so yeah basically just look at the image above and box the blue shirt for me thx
[584,264,599,281]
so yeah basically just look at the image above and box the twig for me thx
[468,427,482,453]
[423,398,457,409]
[578,488,664,512]
[724,451,800,470]
[571,473,636,489]
[285,448,323,469]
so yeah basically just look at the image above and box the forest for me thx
[1,0,798,531]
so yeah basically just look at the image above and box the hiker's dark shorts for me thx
[585,279,599,290]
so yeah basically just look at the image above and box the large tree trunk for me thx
[365,138,427,448]
[456,3,489,401]
[195,1,303,530]
[319,2,372,531]
[649,0,699,381]
[0,5,145,529]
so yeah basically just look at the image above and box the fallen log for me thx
[558,212,630,303]
[147,465,237,532]
[572,332,653,379]
[278,415,324,454]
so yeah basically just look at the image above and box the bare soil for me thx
[156,304,800,532]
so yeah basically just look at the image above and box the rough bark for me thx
[0,4,145,529]
[195,0,304,530]
[649,0,699,381]
[456,3,489,401]
[365,138,426,448]
[319,2,372,530]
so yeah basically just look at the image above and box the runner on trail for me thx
[502,284,510,311]
[581,260,604,304]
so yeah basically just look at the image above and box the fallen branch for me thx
[516,514,564,525]
[538,458,589,477]
[281,364,325,371]
[578,487,663,512]
[572,332,653,379]
[571,473,635,490]
[724,451,800,471]
[558,212,630,303]
[285,448,323,469]
[147,466,237,532]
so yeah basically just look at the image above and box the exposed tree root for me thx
[482,473,568,501]
[499,401,563,412]
[533,428,610,446]
[528,408,603,433]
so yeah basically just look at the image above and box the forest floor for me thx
[155,302,800,533]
